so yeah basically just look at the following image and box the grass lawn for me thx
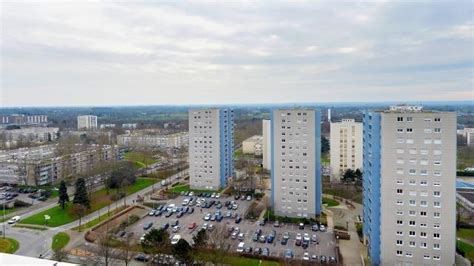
[322,152,330,165]
[52,232,70,250]
[457,239,474,262]
[322,197,339,207]
[124,151,156,168]
[458,228,474,242]
[20,178,157,227]
[168,183,221,194]
[0,238,19,254]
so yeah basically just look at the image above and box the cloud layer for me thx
[1,1,473,106]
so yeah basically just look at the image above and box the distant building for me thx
[271,108,322,218]
[363,106,456,265]
[262,120,271,170]
[122,123,138,129]
[0,144,124,185]
[457,180,474,213]
[0,127,59,147]
[242,135,263,155]
[327,108,331,122]
[77,115,98,130]
[329,119,362,182]
[100,123,116,129]
[117,132,188,148]
[457,128,474,146]
[189,108,234,191]
[0,114,48,125]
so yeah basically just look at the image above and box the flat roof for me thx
[0,253,77,266]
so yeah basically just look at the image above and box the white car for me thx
[211,193,216,198]
[231,231,238,239]
[189,191,194,197]
[208,224,215,231]
[303,233,310,242]
[171,234,181,245]
[238,232,245,240]
[201,223,208,230]
[172,225,181,232]
[320,224,326,232]
[303,252,310,261]
[7,216,20,224]
[215,193,221,198]
[204,213,211,221]
[236,242,245,252]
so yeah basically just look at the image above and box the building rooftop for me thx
[0,253,77,265]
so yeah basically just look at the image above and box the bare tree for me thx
[95,226,114,266]
[53,247,69,262]
[117,233,134,266]
[206,224,232,265]
[70,204,87,231]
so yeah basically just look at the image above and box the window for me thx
[434,161,441,165]
[424,128,432,133]
[434,243,440,250]
[397,117,404,122]
[406,139,414,144]
[409,180,416,185]
[434,128,441,133]
[406,252,413,258]
[424,255,430,260]
[434,212,440,218]
[420,242,427,248]
[409,200,416,206]
[407,117,413,122]
[434,171,442,176]
[396,210,404,215]
[420,159,428,165]
[409,231,416,237]
[433,255,440,260]
[434,191,441,197]
[409,169,416,175]
[420,170,428,176]
[420,200,427,207]
[421,180,428,186]
[396,250,403,256]
[420,232,427,238]
[420,211,427,217]
[396,231,403,236]
[396,180,404,185]
[409,190,417,196]
[434,117,441,122]
[434,223,440,229]
[406,128,413,133]
[420,149,429,155]
[409,241,415,247]
[396,239,403,246]
[397,139,405,144]
[397,128,404,133]
[397,220,403,225]
[397,189,403,195]
[397,168,404,175]
[434,181,441,186]
[397,200,403,205]
[409,210,416,216]
[420,223,427,228]
[434,233,440,239]
[409,221,416,226]
[434,201,441,208]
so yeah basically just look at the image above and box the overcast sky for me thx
[1,1,473,107]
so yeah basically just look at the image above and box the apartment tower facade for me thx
[271,108,322,217]
[77,115,98,130]
[329,119,363,182]
[189,108,234,190]
[363,106,456,265]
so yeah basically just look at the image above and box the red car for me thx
[188,222,197,230]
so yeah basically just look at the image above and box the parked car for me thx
[284,249,294,259]
[172,225,181,233]
[162,223,169,230]
[246,195,252,201]
[311,234,318,243]
[259,235,266,243]
[274,221,280,227]
[303,252,310,261]
[245,246,253,253]
[254,247,262,255]
[8,216,21,224]
[299,223,305,230]
[143,222,153,230]
[320,255,328,263]
[311,224,319,231]
[296,233,302,246]
[235,216,242,224]
[171,234,181,245]
[262,247,270,256]
[188,222,197,230]
[320,224,326,232]
[134,254,150,262]
[236,242,245,252]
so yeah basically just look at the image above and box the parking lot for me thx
[126,192,336,262]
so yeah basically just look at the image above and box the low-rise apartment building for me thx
[117,132,189,148]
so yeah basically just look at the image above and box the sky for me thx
[1,0,473,107]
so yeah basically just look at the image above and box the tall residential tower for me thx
[363,106,456,265]
[189,108,234,191]
[330,119,363,182]
[77,115,98,130]
[271,108,322,217]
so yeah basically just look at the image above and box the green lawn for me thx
[20,178,157,227]
[52,232,70,250]
[322,152,330,165]
[196,252,279,266]
[457,240,474,262]
[458,228,474,242]
[124,151,156,168]
[323,197,339,207]
[168,183,220,194]
[0,238,19,254]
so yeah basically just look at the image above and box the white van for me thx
[8,216,21,224]
[236,242,245,252]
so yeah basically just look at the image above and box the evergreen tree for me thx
[73,178,90,209]
[58,180,69,209]
[173,239,192,264]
